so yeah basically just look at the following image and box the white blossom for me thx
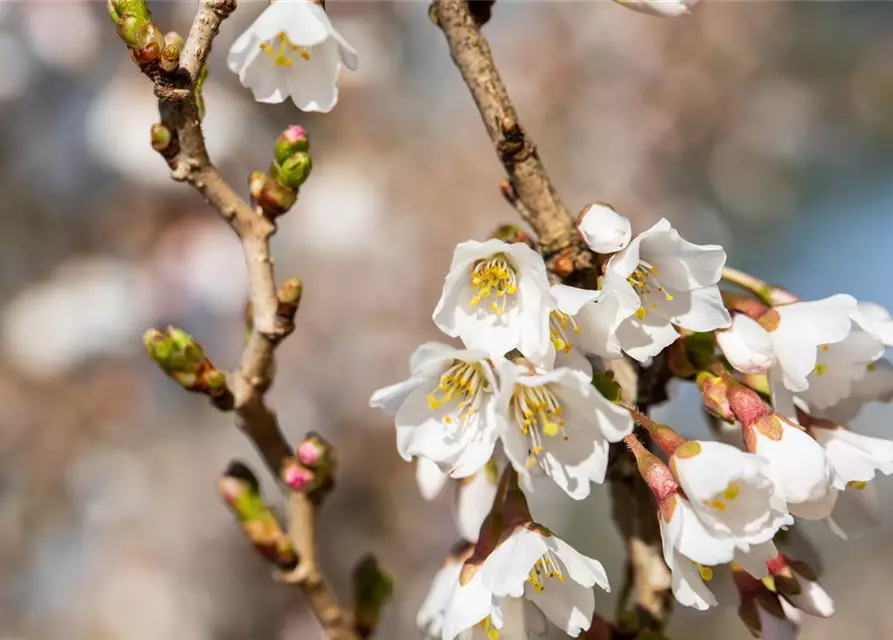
[599,218,730,362]
[454,468,499,543]
[433,240,554,366]
[468,525,609,637]
[717,295,859,395]
[818,359,893,424]
[496,360,634,499]
[227,0,357,112]
[743,414,837,520]
[827,482,880,540]
[669,440,792,551]
[549,284,628,361]
[369,342,498,478]
[576,203,631,254]
[613,0,697,18]
[810,426,893,490]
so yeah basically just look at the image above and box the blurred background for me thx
[1,0,893,638]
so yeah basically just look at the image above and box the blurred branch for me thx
[606,356,673,633]
[113,1,358,637]
[431,0,592,272]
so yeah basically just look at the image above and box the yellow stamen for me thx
[261,32,311,66]
[723,482,740,501]
[815,363,827,376]
[470,254,518,316]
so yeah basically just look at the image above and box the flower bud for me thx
[625,434,679,503]
[134,22,164,64]
[488,223,535,249]
[577,202,631,254]
[160,43,180,72]
[115,13,143,47]
[352,554,394,637]
[143,328,174,367]
[726,380,773,428]
[282,460,316,491]
[276,278,303,324]
[276,151,312,190]
[696,371,735,423]
[219,461,298,571]
[150,123,173,153]
[275,125,310,164]
[164,31,184,50]
[249,171,297,217]
[108,0,152,23]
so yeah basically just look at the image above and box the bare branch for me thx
[143,2,357,637]
[431,0,591,270]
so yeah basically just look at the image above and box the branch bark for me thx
[431,0,592,271]
[146,2,356,637]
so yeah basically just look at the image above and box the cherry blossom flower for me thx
[548,284,628,361]
[809,424,893,490]
[817,359,893,424]
[597,218,730,362]
[613,0,697,18]
[668,440,792,550]
[717,295,859,396]
[433,240,554,366]
[496,360,634,499]
[576,203,631,254]
[727,385,837,520]
[369,342,498,478]
[227,0,358,112]
[445,524,609,638]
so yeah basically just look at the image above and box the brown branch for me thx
[431,0,592,271]
[605,356,673,633]
[144,2,356,637]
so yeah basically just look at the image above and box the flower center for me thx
[626,261,674,321]
[699,481,740,512]
[549,310,580,354]
[470,254,518,315]
[511,384,568,454]
[259,32,311,67]
[426,361,486,424]
[527,550,566,592]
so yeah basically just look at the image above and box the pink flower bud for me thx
[726,381,772,428]
[297,440,323,466]
[282,461,315,491]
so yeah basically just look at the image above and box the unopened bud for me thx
[164,31,184,50]
[143,328,174,366]
[115,13,143,47]
[276,151,312,190]
[726,379,772,428]
[109,0,152,23]
[134,23,165,63]
[218,461,298,571]
[282,459,316,491]
[275,125,310,164]
[696,371,735,423]
[249,171,297,217]
[352,554,394,637]
[204,369,227,394]
[150,123,173,153]
[160,43,180,72]
[297,439,323,467]
[550,248,575,278]
[577,203,631,254]
[277,278,303,324]
[488,223,535,249]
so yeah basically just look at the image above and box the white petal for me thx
[637,218,726,292]
[752,419,834,509]
[416,560,462,637]
[416,458,449,501]
[369,375,425,417]
[817,359,893,424]
[550,537,610,592]
[813,428,893,487]
[667,549,717,610]
[799,328,884,410]
[756,601,798,640]
[575,286,638,359]
[269,2,331,46]
[732,541,776,578]
[784,576,834,618]
[826,483,879,540]
[645,284,731,332]
[525,577,594,637]
[454,471,498,543]
[717,314,774,374]
[240,56,288,103]
[442,572,502,640]
[576,203,631,254]
[479,528,549,598]
[772,295,858,392]
[854,301,893,346]
[614,0,693,18]
[550,284,601,316]
[615,313,680,362]
[673,498,737,566]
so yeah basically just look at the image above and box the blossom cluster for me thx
[371,202,893,639]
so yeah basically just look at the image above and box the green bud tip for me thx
[142,328,174,365]
[115,13,143,48]
[204,369,227,392]
[160,44,180,72]
[276,152,313,190]
[150,123,172,152]
[275,125,310,163]
[279,278,303,305]
[250,173,297,217]
[224,461,260,493]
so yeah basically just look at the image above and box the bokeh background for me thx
[1,1,893,638]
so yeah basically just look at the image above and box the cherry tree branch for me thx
[141,2,357,637]
[432,0,673,631]
[430,0,592,273]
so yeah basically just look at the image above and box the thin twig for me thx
[148,2,356,637]
[431,0,592,272]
